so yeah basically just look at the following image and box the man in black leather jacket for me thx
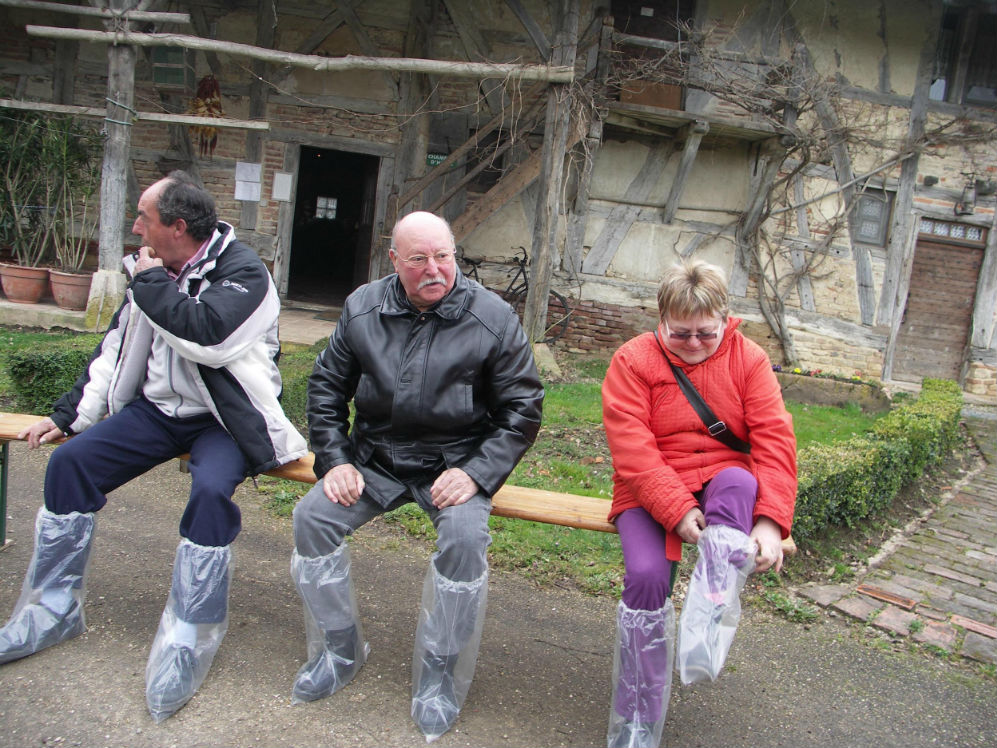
[291,211,544,740]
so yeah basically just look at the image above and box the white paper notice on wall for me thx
[272,172,293,202]
[235,161,262,202]
[234,180,261,201]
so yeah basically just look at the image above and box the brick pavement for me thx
[798,410,997,665]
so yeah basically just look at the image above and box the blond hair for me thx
[656,259,729,322]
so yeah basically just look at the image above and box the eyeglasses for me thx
[664,320,723,342]
[394,250,456,269]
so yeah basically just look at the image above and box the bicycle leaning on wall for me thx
[459,246,572,345]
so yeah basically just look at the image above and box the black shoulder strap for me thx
[652,330,751,454]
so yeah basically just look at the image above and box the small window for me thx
[852,189,893,247]
[930,7,996,107]
[316,196,337,220]
[151,47,193,90]
[611,0,696,42]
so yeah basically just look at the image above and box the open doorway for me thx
[286,146,380,307]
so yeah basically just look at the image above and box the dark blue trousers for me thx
[44,398,248,547]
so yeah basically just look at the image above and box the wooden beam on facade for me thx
[523,0,579,344]
[397,82,546,208]
[441,0,505,113]
[0,0,189,24]
[188,5,223,79]
[240,0,275,232]
[425,105,546,214]
[790,174,816,312]
[564,16,611,275]
[662,120,708,224]
[0,98,270,129]
[292,8,345,56]
[581,141,674,275]
[970,209,997,349]
[337,0,399,99]
[504,0,552,59]
[26,25,574,82]
[876,25,936,329]
[451,143,562,243]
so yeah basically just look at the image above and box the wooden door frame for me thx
[272,140,395,300]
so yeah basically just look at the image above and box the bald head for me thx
[391,211,455,250]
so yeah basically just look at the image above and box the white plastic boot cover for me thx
[0,507,95,664]
[290,545,369,703]
[146,539,231,722]
[677,524,756,685]
[411,555,488,742]
[607,599,675,748]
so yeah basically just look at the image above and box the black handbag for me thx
[653,330,751,454]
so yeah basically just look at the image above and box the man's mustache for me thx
[418,276,445,289]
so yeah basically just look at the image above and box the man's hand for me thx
[134,246,164,274]
[321,463,365,506]
[675,506,706,545]
[18,417,64,449]
[430,467,478,509]
[749,517,784,574]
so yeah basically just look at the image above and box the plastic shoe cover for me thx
[677,525,755,685]
[411,555,488,742]
[606,599,675,748]
[146,540,231,723]
[290,546,368,703]
[0,507,95,665]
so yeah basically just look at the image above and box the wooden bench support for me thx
[0,411,796,555]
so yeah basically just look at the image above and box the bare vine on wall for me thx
[600,19,996,366]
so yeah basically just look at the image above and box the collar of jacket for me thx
[380,267,471,320]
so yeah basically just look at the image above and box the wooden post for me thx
[876,18,938,328]
[662,120,709,224]
[88,0,140,331]
[240,0,275,233]
[96,1,136,273]
[523,0,577,344]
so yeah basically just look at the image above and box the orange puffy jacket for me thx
[602,318,797,561]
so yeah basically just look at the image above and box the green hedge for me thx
[3,335,323,425]
[792,378,963,546]
[3,334,105,414]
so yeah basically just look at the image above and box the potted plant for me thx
[48,117,102,310]
[0,109,55,302]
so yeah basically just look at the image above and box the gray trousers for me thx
[292,482,492,583]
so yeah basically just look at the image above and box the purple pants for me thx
[617,467,757,611]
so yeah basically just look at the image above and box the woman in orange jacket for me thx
[601,259,797,748]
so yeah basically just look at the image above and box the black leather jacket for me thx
[307,270,544,508]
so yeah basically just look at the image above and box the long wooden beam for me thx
[0,97,270,130]
[0,0,189,24]
[25,26,575,83]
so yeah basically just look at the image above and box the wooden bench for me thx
[0,411,796,555]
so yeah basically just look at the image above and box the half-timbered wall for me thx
[0,0,993,397]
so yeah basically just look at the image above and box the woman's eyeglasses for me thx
[665,321,722,342]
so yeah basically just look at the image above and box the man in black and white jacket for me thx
[0,171,307,722]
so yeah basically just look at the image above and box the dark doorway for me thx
[287,147,380,307]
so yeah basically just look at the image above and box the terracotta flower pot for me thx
[0,263,50,304]
[49,269,94,311]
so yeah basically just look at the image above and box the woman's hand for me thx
[749,517,784,573]
[675,507,706,545]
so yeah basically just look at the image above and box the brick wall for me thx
[553,296,658,355]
